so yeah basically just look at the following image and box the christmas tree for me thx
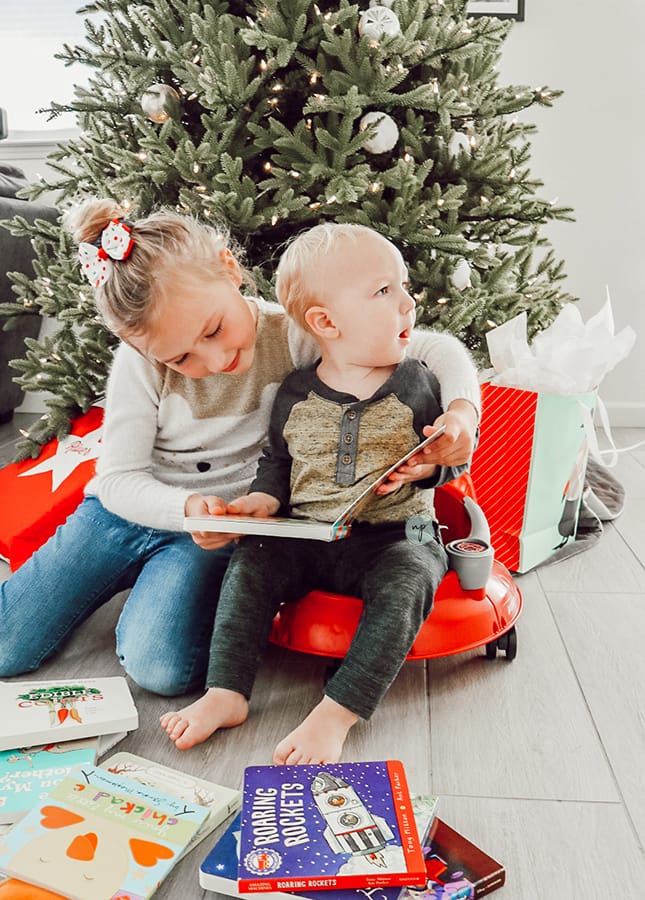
[0,0,574,457]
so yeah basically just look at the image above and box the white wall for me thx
[497,1,645,425]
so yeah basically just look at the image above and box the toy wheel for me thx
[485,640,498,660]
[502,627,518,660]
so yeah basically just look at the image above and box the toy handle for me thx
[463,496,491,544]
[445,497,494,591]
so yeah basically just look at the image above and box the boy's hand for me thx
[226,492,281,518]
[185,493,240,549]
[374,399,478,495]
[420,399,478,467]
[375,432,440,495]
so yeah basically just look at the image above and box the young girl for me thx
[0,199,479,697]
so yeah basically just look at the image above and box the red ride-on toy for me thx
[269,473,522,663]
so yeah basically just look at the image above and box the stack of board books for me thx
[200,760,505,899]
[0,755,241,899]
[0,677,139,828]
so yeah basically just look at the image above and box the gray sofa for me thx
[0,163,58,423]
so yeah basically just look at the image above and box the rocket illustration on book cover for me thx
[238,761,426,892]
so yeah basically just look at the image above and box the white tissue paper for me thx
[484,294,636,395]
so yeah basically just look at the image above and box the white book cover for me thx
[184,428,445,542]
[102,751,241,859]
[0,677,138,752]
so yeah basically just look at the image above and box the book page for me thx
[332,426,446,528]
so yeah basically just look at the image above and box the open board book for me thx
[184,427,445,541]
[0,678,138,754]
[0,764,210,900]
[237,760,427,893]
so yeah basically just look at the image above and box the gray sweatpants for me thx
[206,521,447,720]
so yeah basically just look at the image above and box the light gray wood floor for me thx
[1,414,644,898]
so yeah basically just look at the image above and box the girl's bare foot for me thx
[273,696,359,765]
[160,687,248,750]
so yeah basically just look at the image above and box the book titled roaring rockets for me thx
[238,761,426,893]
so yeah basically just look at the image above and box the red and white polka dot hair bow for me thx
[78,219,134,288]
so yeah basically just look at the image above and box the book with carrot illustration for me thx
[0,678,138,753]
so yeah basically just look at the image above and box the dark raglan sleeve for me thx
[408,359,474,490]
[248,372,303,511]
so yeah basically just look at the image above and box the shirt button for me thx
[342,454,352,465]
[343,434,353,444]
[347,410,357,420]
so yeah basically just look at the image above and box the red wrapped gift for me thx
[469,383,595,573]
[0,406,104,571]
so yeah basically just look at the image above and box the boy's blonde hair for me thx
[275,222,382,331]
[63,198,253,337]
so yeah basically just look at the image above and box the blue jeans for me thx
[0,496,234,696]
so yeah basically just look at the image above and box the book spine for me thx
[238,872,428,893]
[474,868,506,897]
[385,761,425,877]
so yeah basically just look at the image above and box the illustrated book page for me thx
[184,428,445,542]
[237,760,427,892]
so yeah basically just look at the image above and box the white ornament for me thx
[447,131,471,158]
[451,258,472,292]
[359,111,399,154]
[141,83,181,123]
[359,5,401,41]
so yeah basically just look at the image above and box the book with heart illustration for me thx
[0,764,209,899]
[102,751,241,860]
[0,677,138,753]
[184,427,446,542]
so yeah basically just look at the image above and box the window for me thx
[0,1,88,136]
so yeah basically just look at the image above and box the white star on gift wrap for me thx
[18,426,103,492]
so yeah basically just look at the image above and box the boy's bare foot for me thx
[273,696,359,765]
[160,687,248,750]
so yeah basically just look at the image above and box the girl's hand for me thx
[185,493,239,549]
[226,492,280,518]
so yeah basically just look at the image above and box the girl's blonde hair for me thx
[275,222,386,331]
[63,198,253,336]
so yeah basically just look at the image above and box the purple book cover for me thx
[238,761,426,893]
